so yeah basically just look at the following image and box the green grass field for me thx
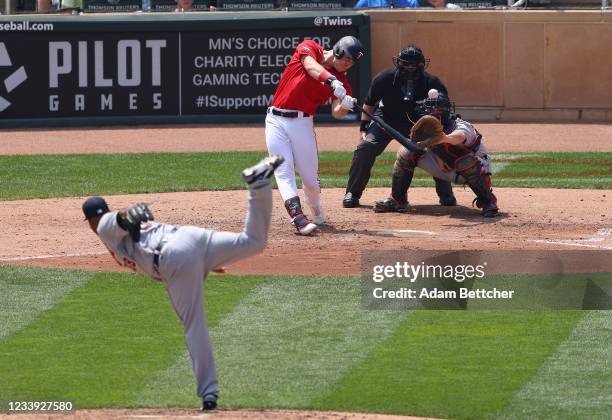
[0,266,610,418]
[1,151,611,200]
[1,150,611,418]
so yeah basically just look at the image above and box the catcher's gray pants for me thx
[416,143,491,184]
[156,182,272,398]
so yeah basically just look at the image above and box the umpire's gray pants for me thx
[157,182,272,398]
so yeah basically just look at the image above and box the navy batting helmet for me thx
[333,36,365,62]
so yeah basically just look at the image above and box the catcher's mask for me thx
[393,45,429,81]
[422,93,455,129]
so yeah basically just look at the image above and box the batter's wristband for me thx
[318,70,335,85]
[360,120,370,132]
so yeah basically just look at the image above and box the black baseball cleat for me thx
[439,195,457,206]
[202,394,218,411]
[473,196,499,217]
[242,155,285,184]
[482,203,499,218]
[373,197,410,213]
[342,192,359,208]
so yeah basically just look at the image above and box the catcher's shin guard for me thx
[455,155,499,217]
[284,196,317,235]
[434,177,457,206]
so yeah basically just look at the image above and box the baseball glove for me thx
[409,115,445,150]
[120,203,154,242]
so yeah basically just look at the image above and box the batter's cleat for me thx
[343,192,359,208]
[311,207,324,225]
[202,394,218,411]
[292,214,318,235]
[373,197,410,213]
[242,155,285,184]
[439,195,457,206]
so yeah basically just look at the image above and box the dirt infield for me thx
[1,122,612,154]
[0,123,611,274]
[1,187,610,275]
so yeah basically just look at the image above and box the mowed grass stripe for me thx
[135,275,267,408]
[214,276,406,409]
[313,311,584,419]
[0,265,93,341]
[141,277,406,409]
[498,311,612,419]
[0,152,267,200]
[0,272,187,407]
[2,152,612,200]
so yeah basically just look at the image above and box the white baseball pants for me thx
[265,111,321,212]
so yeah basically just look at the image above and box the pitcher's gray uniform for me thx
[83,156,283,410]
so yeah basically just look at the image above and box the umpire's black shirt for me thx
[364,69,448,125]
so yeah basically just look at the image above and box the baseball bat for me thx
[352,102,418,153]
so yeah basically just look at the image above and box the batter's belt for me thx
[268,107,311,118]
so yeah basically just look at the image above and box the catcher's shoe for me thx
[473,193,499,218]
[202,394,218,411]
[439,195,457,206]
[292,214,318,235]
[373,197,410,213]
[242,155,285,184]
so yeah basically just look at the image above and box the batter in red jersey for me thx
[266,35,365,235]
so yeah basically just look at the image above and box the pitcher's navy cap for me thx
[82,196,109,220]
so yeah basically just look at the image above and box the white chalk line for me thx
[529,228,612,250]
[0,251,104,262]
[490,153,532,174]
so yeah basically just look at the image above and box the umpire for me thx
[343,45,455,208]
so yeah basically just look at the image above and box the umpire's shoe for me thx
[373,197,410,213]
[202,394,218,411]
[343,192,359,208]
[242,155,285,185]
[439,195,457,206]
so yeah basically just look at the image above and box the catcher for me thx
[373,92,499,217]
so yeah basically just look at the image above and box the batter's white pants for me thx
[265,111,321,213]
[157,182,272,399]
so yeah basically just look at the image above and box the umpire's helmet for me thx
[333,36,365,62]
[393,45,429,80]
[422,93,455,129]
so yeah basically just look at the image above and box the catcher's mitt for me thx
[409,115,445,150]
[120,203,154,242]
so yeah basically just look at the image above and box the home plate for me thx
[372,229,436,238]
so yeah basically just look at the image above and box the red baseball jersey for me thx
[271,40,352,116]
